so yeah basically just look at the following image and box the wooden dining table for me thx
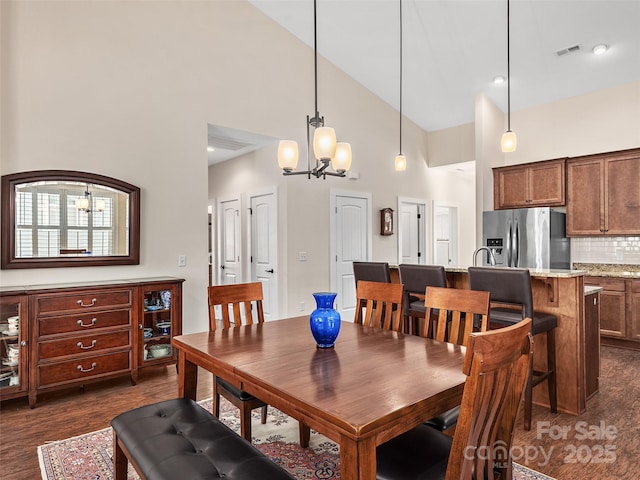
[172,316,467,480]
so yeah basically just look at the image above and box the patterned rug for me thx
[38,398,554,480]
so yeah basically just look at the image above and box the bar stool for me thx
[398,264,447,335]
[352,261,391,284]
[468,266,558,431]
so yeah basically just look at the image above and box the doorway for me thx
[248,188,279,321]
[433,203,458,266]
[217,195,242,285]
[397,197,428,265]
[330,189,372,318]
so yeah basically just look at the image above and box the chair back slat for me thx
[422,287,490,345]
[354,280,404,332]
[446,318,533,480]
[207,282,264,331]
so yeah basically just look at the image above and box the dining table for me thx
[172,316,467,480]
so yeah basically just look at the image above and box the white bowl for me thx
[149,344,172,358]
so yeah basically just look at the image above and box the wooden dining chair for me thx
[420,286,490,433]
[376,318,533,480]
[420,286,490,346]
[208,282,310,446]
[354,280,404,332]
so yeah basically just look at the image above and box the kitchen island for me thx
[445,266,591,416]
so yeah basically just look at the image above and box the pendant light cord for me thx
[313,0,319,120]
[399,0,403,154]
[506,0,511,132]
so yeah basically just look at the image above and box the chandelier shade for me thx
[333,143,352,173]
[313,126,337,160]
[277,140,299,172]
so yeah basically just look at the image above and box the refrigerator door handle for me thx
[506,222,513,267]
[512,220,520,267]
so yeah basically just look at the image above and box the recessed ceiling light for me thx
[493,75,506,85]
[592,44,608,55]
[207,146,215,152]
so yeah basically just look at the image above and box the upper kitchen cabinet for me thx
[566,149,640,236]
[493,158,566,210]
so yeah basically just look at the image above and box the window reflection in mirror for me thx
[15,181,129,258]
[1,171,140,268]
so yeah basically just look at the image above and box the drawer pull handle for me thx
[77,340,97,350]
[77,362,97,373]
[77,298,97,307]
[77,318,97,328]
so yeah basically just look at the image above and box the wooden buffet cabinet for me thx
[493,158,566,210]
[0,277,184,407]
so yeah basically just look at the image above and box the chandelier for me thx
[277,0,352,179]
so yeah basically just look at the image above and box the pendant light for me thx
[500,0,517,153]
[277,0,352,179]
[394,0,407,171]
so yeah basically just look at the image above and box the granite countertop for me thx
[443,265,586,278]
[584,285,604,295]
[574,263,640,279]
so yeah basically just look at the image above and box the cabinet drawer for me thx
[38,330,131,360]
[38,309,131,336]
[35,289,132,315]
[585,277,625,292]
[38,351,130,387]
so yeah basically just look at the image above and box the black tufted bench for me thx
[111,397,296,480]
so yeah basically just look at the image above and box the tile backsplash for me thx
[571,237,640,264]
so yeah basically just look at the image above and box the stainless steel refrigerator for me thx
[482,208,570,269]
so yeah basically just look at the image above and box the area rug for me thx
[38,398,554,480]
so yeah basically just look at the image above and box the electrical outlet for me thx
[299,251,307,261]
[178,255,187,267]
[299,301,305,311]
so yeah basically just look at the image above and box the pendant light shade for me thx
[313,126,337,160]
[501,0,517,153]
[394,154,407,172]
[277,140,299,172]
[501,131,517,152]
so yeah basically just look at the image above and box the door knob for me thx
[266,269,274,273]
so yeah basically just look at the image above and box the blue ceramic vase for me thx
[309,292,341,348]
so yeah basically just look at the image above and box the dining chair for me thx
[468,266,558,431]
[398,264,447,335]
[354,280,404,332]
[376,318,533,480]
[420,286,490,433]
[208,282,310,446]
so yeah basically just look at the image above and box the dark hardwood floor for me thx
[1,346,638,480]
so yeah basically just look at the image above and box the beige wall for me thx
[3,0,638,325]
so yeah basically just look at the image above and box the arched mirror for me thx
[1,170,140,269]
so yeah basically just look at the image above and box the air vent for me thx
[207,133,253,151]
[556,44,581,56]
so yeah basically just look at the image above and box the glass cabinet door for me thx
[139,284,177,366]
[0,294,28,398]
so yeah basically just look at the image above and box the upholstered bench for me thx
[111,397,296,480]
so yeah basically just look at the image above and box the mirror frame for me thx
[1,170,140,269]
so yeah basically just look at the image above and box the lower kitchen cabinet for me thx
[586,276,640,350]
[0,277,183,407]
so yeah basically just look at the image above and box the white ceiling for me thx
[209,0,640,165]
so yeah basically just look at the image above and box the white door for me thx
[249,189,279,321]
[330,191,371,319]
[397,197,428,265]
[433,204,458,266]
[217,197,242,285]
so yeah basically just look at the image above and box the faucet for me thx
[473,247,496,266]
